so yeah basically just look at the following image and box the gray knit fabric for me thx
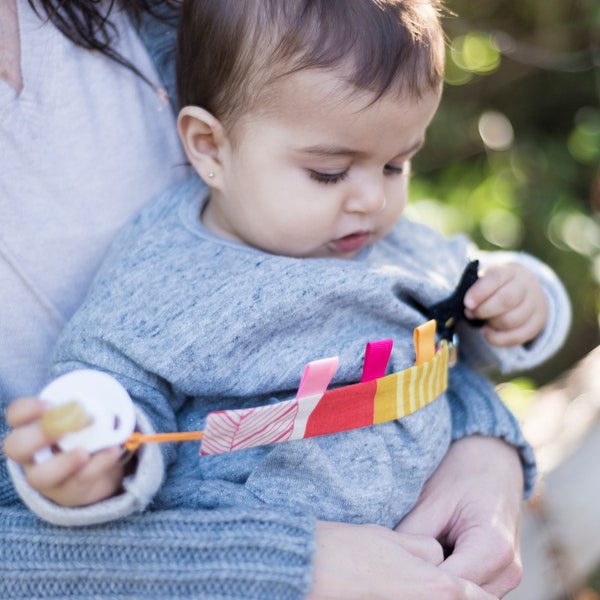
[0,506,314,599]
[16,176,568,529]
[0,5,316,598]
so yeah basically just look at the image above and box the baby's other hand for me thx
[463,262,548,347]
[3,396,125,507]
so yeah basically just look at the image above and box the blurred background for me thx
[410,0,599,388]
[408,2,599,598]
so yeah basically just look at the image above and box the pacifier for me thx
[34,369,136,463]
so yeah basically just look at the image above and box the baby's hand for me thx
[463,262,548,347]
[3,396,125,507]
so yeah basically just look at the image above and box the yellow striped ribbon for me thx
[373,341,449,425]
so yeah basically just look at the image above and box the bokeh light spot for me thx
[479,111,514,151]
[481,209,523,248]
[451,33,501,74]
[549,211,600,255]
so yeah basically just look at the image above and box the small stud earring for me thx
[207,172,215,179]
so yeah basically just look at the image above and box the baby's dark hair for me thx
[176,0,445,130]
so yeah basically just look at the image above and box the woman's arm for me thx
[0,503,316,599]
[396,436,524,598]
[396,362,531,598]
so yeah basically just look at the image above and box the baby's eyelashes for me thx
[309,169,350,185]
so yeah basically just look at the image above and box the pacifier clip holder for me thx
[125,319,450,454]
[38,320,450,459]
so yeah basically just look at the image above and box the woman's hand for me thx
[3,396,124,507]
[396,435,524,598]
[308,521,499,599]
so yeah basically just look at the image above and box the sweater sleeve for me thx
[0,504,316,599]
[447,362,536,498]
[6,405,164,527]
[1,392,316,600]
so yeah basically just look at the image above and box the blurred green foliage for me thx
[409,0,600,387]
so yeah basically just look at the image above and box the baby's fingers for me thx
[465,278,526,322]
[464,268,513,314]
[24,447,90,493]
[5,397,94,466]
[5,396,48,428]
[3,422,48,465]
[4,397,60,465]
[41,447,124,507]
[484,298,532,334]
[483,310,546,347]
[482,323,535,347]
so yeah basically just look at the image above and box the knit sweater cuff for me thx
[0,506,316,599]
[6,405,164,526]
[448,363,536,498]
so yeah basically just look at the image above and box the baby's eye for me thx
[384,162,409,176]
[309,169,350,185]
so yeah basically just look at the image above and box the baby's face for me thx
[203,70,440,259]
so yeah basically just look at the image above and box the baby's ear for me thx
[177,106,226,186]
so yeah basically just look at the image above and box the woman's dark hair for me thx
[28,0,179,84]
[177,0,445,130]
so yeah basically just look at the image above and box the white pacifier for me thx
[34,369,136,464]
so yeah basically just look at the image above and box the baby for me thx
[6,0,569,528]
